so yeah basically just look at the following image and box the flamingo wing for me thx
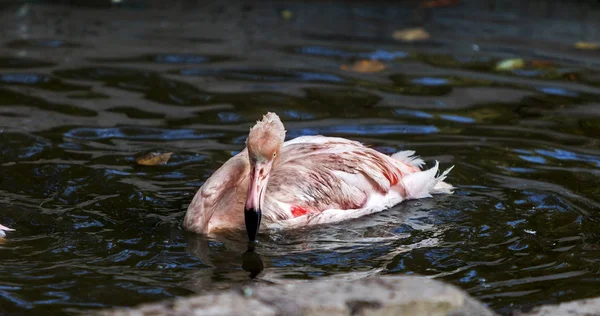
[263,136,452,226]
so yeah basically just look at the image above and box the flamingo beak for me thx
[244,160,272,241]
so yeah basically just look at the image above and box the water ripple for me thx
[64,127,224,141]
[0,2,599,315]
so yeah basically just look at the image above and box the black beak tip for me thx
[244,208,262,241]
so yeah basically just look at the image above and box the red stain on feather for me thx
[291,206,309,217]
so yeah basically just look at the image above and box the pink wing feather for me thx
[262,135,450,223]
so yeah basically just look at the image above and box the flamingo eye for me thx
[273,152,277,158]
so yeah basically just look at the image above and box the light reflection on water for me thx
[0,1,599,315]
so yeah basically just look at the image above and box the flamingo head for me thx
[244,112,285,241]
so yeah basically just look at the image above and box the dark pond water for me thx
[1,1,600,315]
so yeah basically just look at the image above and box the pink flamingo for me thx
[0,224,14,238]
[184,112,453,241]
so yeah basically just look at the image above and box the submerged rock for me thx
[95,275,496,316]
[519,297,600,316]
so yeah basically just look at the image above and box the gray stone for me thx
[95,275,496,316]
[519,297,600,316]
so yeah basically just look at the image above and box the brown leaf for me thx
[136,152,173,166]
[341,60,386,73]
[530,60,554,68]
[574,41,600,50]
[392,28,431,42]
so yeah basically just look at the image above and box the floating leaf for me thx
[280,10,293,20]
[136,152,173,166]
[495,58,525,71]
[341,60,386,73]
[392,28,431,42]
[574,41,600,50]
[530,60,554,68]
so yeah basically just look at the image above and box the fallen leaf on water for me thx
[530,60,554,68]
[280,9,293,20]
[495,58,525,71]
[136,152,173,166]
[574,41,600,50]
[392,28,430,42]
[341,60,386,73]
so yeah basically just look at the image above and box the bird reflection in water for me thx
[241,243,264,278]
[183,232,267,294]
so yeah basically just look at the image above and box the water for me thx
[1,1,600,314]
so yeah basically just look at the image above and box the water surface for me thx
[0,1,600,315]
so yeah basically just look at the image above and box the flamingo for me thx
[0,224,14,238]
[184,112,453,241]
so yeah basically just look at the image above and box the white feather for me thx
[391,150,425,168]
[268,161,454,230]
[0,224,14,238]
[402,161,454,198]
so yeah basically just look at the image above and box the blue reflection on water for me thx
[393,109,434,119]
[455,56,493,63]
[282,110,317,120]
[65,127,224,140]
[42,40,65,47]
[74,220,104,229]
[104,169,131,177]
[513,149,532,155]
[217,112,242,123]
[298,46,407,60]
[154,54,207,64]
[518,155,547,164]
[411,77,449,86]
[535,149,600,167]
[508,242,528,251]
[0,73,50,84]
[178,68,213,76]
[367,49,408,60]
[178,69,344,83]
[538,87,578,97]
[504,167,536,173]
[0,289,34,308]
[17,140,47,159]
[297,72,344,82]
[507,219,526,227]
[286,124,439,137]
[298,46,349,57]
[439,114,476,123]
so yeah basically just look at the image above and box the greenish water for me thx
[0,1,599,315]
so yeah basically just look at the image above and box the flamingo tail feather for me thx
[401,161,454,199]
